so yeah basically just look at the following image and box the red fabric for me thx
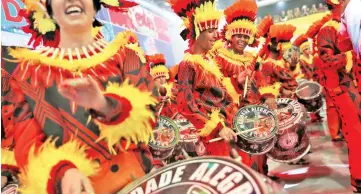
[201,122,230,156]
[47,161,76,194]
[325,95,342,139]
[95,94,130,125]
[299,58,315,80]
[1,164,19,174]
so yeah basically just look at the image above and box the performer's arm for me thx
[317,26,355,72]
[176,62,224,140]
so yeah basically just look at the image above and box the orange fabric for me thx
[325,96,341,139]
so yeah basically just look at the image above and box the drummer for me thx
[146,54,178,118]
[213,0,277,175]
[169,0,239,157]
[293,35,323,122]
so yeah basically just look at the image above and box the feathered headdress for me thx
[168,0,222,46]
[19,0,137,48]
[325,0,341,8]
[269,24,296,52]
[146,54,169,80]
[257,15,273,60]
[293,34,310,52]
[223,0,258,46]
[305,14,331,54]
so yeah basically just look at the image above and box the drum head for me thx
[120,157,268,194]
[233,105,278,142]
[174,119,198,143]
[149,116,180,150]
[1,184,18,194]
[276,98,304,131]
[296,81,322,100]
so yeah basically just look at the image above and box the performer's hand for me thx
[282,89,293,98]
[290,56,299,66]
[58,77,110,114]
[265,98,277,110]
[236,69,252,85]
[61,168,94,194]
[219,126,237,142]
[1,176,8,189]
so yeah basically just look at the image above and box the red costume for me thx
[314,0,361,191]
[1,0,160,193]
[169,0,235,156]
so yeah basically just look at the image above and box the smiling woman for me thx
[2,0,162,193]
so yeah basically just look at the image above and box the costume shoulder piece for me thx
[182,52,223,85]
[215,47,255,75]
[8,31,144,87]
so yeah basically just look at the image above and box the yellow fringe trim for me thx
[300,55,313,65]
[259,82,281,97]
[33,11,57,35]
[264,58,286,69]
[225,19,256,44]
[8,31,141,72]
[209,40,225,57]
[194,1,223,39]
[1,149,17,167]
[345,51,353,73]
[291,63,304,79]
[100,0,119,6]
[183,53,224,81]
[198,109,224,137]
[331,0,340,5]
[162,82,174,99]
[18,139,99,194]
[151,65,170,79]
[222,77,240,105]
[218,48,255,67]
[95,80,157,154]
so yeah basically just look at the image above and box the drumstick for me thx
[293,85,309,94]
[209,127,261,143]
[243,76,249,98]
[157,103,164,117]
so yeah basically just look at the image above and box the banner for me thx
[1,0,176,65]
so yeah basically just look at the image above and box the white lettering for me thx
[189,163,209,181]
[130,187,144,194]
[145,178,158,194]
[201,163,219,182]
[217,172,244,193]
[209,166,233,187]
[172,166,186,183]
[227,182,254,194]
[158,170,172,189]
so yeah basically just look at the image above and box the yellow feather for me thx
[218,48,255,68]
[18,139,99,194]
[345,51,353,73]
[222,77,240,105]
[95,80,157,154]
[8,31,141,72]
[151,65,170,79]
[300,54,313,65]
[198,109,224,137]
[183,53,224,81]
[1,149,17,167]
[100,0,119,6]
[259,82,281,97]
[194,1,223,39]
[33,11,56,34]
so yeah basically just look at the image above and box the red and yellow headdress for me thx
[325,0,341,8]
[269,24,297,53]
[305,14,331,54]
[293,34,310,52]
[223,0,258,45]
[168,0,222,46]
[146,54,169,80]
[19,0,137,48]
[257,15,273,60]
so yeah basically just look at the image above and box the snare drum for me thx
[267,98,311,163]
[120,156,288,194]
[295,81,323,113]
[233,105,278,155]
[149,116,180,160]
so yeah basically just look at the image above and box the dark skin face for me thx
[230,34,250,54]
[303,47,311,57]
[193,28,218,54]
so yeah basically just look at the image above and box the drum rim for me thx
[296,81,322,100]
[267,140,311,163]
[237,136,277,155]
[149,116,180,149]
[233,105,279,142]
[120,156,268,194]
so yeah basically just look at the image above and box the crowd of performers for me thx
[1,0,361,193]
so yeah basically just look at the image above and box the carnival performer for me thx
[293,34,323,122]
[168,0,238,157]
[306,14,343,140]
[2,0,159,193]
[213,0,276,174]
[146,53,178,118]
[314,0,361,191]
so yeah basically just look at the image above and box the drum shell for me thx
[149,145,175,160]
[267,122,311,163]
[236,136,277,155]
[296,81,323,113]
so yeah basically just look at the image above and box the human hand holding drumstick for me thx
[210,126,262,143]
